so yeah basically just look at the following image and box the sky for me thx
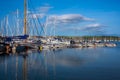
[0,0,120,36]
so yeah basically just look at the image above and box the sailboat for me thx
[4,0,29,43]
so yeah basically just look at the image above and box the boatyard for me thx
[0,35,118,54]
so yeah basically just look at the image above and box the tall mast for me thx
[6,15,8,36]
[53,16,56,36]
[24,0,27,35]
[17,9,19,36]
[0,21,2,36]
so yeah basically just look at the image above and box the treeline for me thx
[56,36,120,41]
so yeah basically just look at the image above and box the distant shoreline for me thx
[29,35,120,41]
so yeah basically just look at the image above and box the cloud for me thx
[28,4,53,19]
[59,23,107,35]
[37,5,53,13]
[48,14,94,24]
[82,23,106,31]
[56,23,103,31]
[86,23,102,27]
[79,23,107,35]
[29,13,45,19]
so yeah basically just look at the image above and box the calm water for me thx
[0,42,120,80]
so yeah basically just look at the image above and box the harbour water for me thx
[0,42,120,80]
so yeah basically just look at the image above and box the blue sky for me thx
[0,0,120,36]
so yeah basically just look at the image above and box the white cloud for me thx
[37,5,53,13]
[86,23,102,27]
[48,14,94,24]
[28,4,53,19]
[29,13,45,19]
[83,23,106,30]
[80,23,107,35]
[60,23,107,35]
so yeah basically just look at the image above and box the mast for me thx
[24,0,27,35]
[17,9,19,36]
[0,21,2,36]
[6,15,8,36]
[53,16,56,36]
[44,16,49,37]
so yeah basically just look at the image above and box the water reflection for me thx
[0,47,120,80]
[0,52,28,80]
[0,49,92,80]
[48,51,84,67]
[16,54,18,80]
[23,54,27,80]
